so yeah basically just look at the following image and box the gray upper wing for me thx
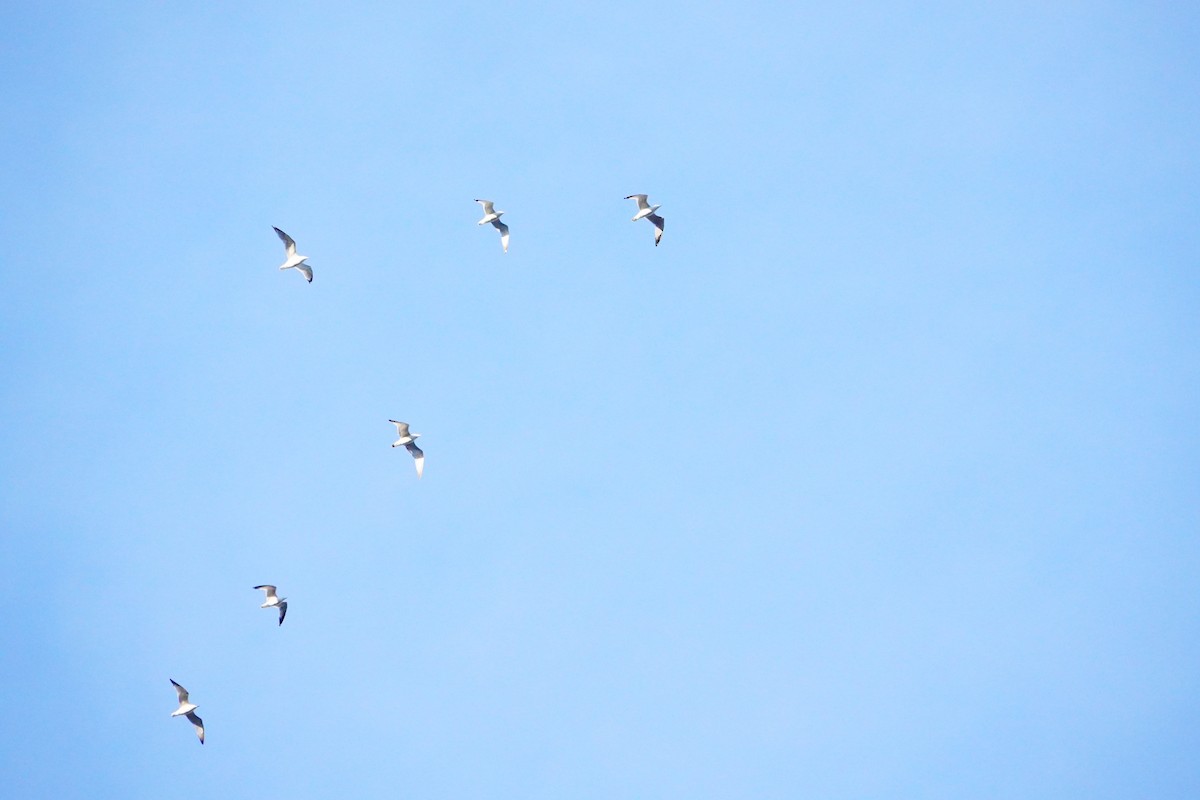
[273,226,297,255]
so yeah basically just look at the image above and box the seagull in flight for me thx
[253,585,288,626]
[475,200,509,253]
[390,420,424,478]
[169,679,205,744]
[273,226,313,282]
[625,195,664,246]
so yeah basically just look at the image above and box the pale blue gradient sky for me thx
[2,2,1198,798]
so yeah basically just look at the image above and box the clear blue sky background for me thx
[1,2,1197,797]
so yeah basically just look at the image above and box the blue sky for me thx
[1,2,1198,797]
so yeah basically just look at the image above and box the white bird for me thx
[169,679,205,744]
[273,226,313,282]
[625,194,664,246]
[390,420,424,478]
[253,585,288,626]
[475,200,509,252]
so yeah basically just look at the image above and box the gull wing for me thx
[493,219,510,252]
[625,194,650,210]
[185,711,205,744]
[278,601,288,626]
[390,420,410,438]
[475,199,495,215]
[296,263,313,283]
[647,213,665,246]
[170,679,190,704]
[254,585,278,601]
[273,227,297,257]
[406,441,425,478]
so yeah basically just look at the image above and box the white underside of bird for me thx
[475,199,509,252]
[625,194,665,246]
[274,226,313,282]
[170,679,205,744]
[390,420,425,478]
[254,584,288,625]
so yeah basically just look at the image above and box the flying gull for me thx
[625,195,664,246]
[253,585,288,626]
[475,200,509,253]
[169,679,205,744]
[390,420,424,478]
[273,226,313,282]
